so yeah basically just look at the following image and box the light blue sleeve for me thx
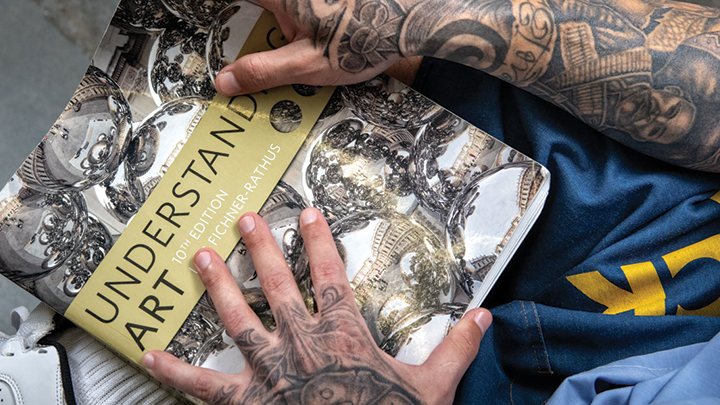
[546,332,720,405]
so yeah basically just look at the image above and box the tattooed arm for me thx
[142,208,492,405]
[215,0,720,172]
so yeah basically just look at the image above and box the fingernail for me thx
[472,309,492,334]
[195,251,212,273]
[239,215,255,235]
[300,208,318,227]
[142,352,155,369]
[216,70,241,95]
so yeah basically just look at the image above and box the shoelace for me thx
[0,304,55,357]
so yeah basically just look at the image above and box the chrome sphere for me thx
[206,1,265,83]
[17,67,133,193]
[317,88,345,122]
[113,0,175,32]
[62,216,114,293]
[192,329,245,374]
[193,292,223,326]
[95,164,138,223]
[341,75,441,129]
[446,162,545,295]
[0,183,87,283]
[161,0,235,29]
[166,309,220,364]
[303,118,417,221]
[121,98,208,210]
[32,265,70,313]
[296,211,456,349]
[149,25,215,105]
[33,215,112,312]
[381,303,465,364]
[410,111,507,215]
[270,100,303,133]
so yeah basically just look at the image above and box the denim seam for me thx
[521,301,543,374]
[520,301,553,375]
[530,302,553,375]
[509,377,516,405]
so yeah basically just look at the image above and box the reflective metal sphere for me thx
[0,183,87,283]
[95,164,138,223]
[162,0,235,28]
[31,265,70,313]
[166,309,219,364]
[98,98,208,221]
[317,88,345,121]
[446,162,545,295]
[17,66,133,193]
[192,329,245,374]
[296,211,456,351]
[113,0,175,32]
[303,118,417,221]
[341,75,441,129]
[270,100,303,133]
[149,25,215,105]
[206,1,265,83]
[410,111,508,214]
[62,216,114,294]
[33,215,112,312]
[382,303,465,364]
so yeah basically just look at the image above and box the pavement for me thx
[0,0,117,334]
[0,0,719,335]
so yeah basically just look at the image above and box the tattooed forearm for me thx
[283,0,720,171]
[217,285,423,404]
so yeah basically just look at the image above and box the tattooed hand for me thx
[214,0,407,94]
[213,0,554,94]
[142,208,492,405]
[216,0,720,172]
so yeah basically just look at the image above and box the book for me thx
[0,0,549,387]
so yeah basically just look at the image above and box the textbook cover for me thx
[0,0,550,381]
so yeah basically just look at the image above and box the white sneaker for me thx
[0,304,73,405]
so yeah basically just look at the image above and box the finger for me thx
[215,40,339,95]
[298,208,353,313]
[194,248,266,338]
[421,308,492,391]
[143,351,249,403]
[238,213,308,314]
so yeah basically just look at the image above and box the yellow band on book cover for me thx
[65,10,334,363]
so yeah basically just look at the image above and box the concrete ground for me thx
[0,0,117,334]
[0,0,719,335]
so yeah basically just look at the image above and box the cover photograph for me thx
[0,0,550,387]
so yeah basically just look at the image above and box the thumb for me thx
[215,39,335,95]
[422,308,492,388]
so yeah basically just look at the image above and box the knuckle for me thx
[242,55,268,90]
[190,373,217,401]
[221,307,248,335]
[262,272,295,296]
[312,260,344,283]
